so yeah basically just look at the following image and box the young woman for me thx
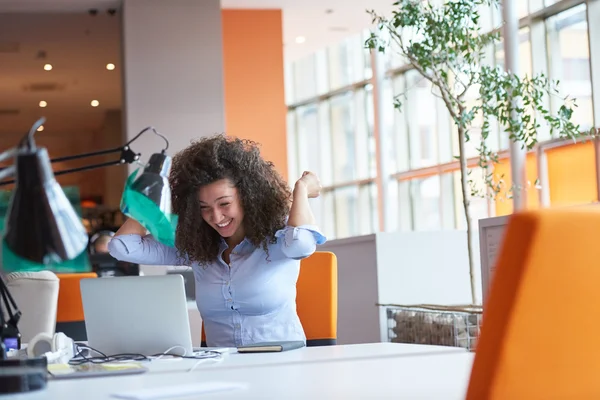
[108,135,325,347]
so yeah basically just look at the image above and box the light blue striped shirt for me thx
[107,225,326,347]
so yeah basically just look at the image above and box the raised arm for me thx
[277,171,326,259]
[108,218,183,266]
[287,171,320,227]
[114,218,148,237]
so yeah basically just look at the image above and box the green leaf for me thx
[558,105,573,120]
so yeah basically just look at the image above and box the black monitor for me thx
[88,253,139,277]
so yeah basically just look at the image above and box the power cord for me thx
[188,355,224,372]
[69,343,223,367]
[151,345,187,360]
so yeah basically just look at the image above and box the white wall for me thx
[319,235,381,345]
[376,231,480,306]
[121,0,225,169]
[320,230,481,345]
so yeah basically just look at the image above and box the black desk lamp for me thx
[0,117,174,394]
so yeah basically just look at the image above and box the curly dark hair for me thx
[169,134,291,264]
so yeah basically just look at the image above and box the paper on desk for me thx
[111,382,247,399]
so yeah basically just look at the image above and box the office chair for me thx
[296,251,338,346]
[55,272,97,341]
[467,206,600,399]
[201,251,338,347]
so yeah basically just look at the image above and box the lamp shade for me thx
[1,148,89,272]
[120,152,177,246]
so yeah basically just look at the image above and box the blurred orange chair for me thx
[201,251,338,347]
[55,272,97,341]
[467,206,600,399]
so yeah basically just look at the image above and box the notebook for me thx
[236,341,305,353]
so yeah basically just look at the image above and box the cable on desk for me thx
[69,344,222,365]
[151,345,187,360]
[188,355,224,372]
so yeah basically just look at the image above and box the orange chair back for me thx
[201,251,338,346]
[467,206,600,399]
[55,272,97,340]
[296,251,337,346]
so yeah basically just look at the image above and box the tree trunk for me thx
[457,124,477,305]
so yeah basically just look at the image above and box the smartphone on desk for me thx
[236,341,305,353]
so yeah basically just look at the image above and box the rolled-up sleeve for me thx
[108,234,183,265]
[275,225,327,260]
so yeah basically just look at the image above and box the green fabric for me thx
[120,169,178,247]
[0,190,11,233]
[1,241,90,273]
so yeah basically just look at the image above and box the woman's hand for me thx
[295,171,322,198]
[288,172,319,227]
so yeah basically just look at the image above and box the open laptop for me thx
[80,275,193,357]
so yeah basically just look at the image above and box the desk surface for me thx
[147,342,467,374]
[23,350,475,399]
[28,352,474,400]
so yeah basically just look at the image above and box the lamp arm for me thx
[0,124,166,187]
[0,148,16,163]
[0,148,17,181]
[126,126,169,152]
[50,146,125,164]
[0,146,140,187]
[0,166,15,182]
[54,159,127,177]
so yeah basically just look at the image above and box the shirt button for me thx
[227,298,232,302]
[235,324,240,328]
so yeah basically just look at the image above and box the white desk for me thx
[147,342,467,374]
[22,350,475,399]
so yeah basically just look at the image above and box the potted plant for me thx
[367,0,594,307]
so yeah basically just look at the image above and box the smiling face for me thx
[198,179,245,242]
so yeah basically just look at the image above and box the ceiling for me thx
[0,0,394,60]
[0,0,394,139]
[0,11,122,137]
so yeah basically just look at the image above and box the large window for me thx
[287,31,378,239]
[546,4,594,130]
[287,0,599,240]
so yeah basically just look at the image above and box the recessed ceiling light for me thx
[43,64,52,71]
[39,100,47,108]
[295,36,306,44]
[91,100,100,107]
[37,125,44,132]
[106,63,115,70]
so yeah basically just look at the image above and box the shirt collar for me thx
[219,237,253,255]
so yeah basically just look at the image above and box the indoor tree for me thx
[367,0,593,304]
